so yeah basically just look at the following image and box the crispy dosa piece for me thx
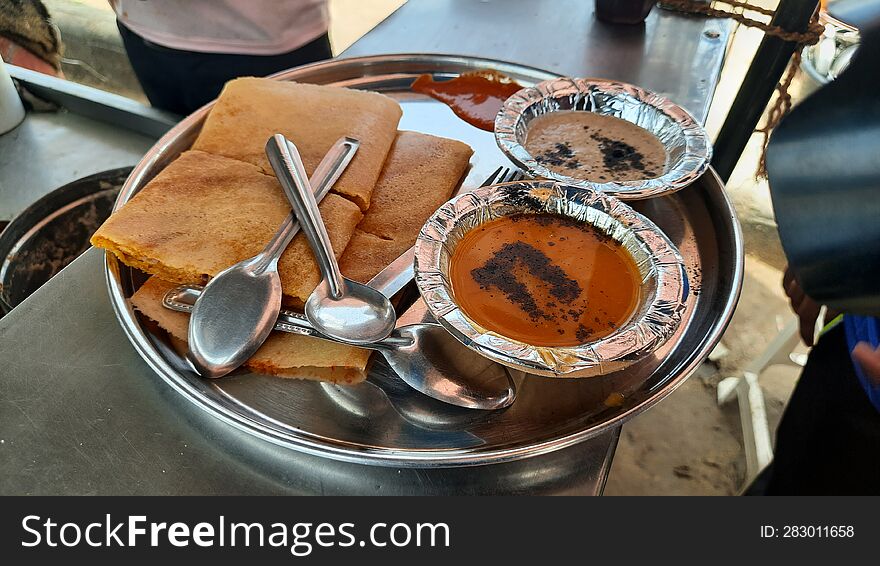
[91,150,363,303]
[353,131,474,241]
[131,277,371,384]
[192,77,402,211]
[339,131,473,283]
[339,230,404,284]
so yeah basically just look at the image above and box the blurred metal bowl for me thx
[494,77,711,200]
[0,168,129,315]
[413,180,688,378]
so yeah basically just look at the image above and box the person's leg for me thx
[173,33,333,112]
[117,21,197,114]
[765,324,880,494]
[118,22,332,115]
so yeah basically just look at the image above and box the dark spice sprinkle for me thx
[535,140,581,169]
[555,142,574,158]
[547,241,555,246]
[512,212,584,231]
[502,186,548,211]
[590,132,659,173]
[576,325,591,343]
[471,240,582,321]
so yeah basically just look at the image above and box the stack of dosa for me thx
[92,77,473,384]
[92,150,363,303]
[192,77,401,211]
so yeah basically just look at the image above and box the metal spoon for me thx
[164,249,517,410]
[187,136,359,378]
[265,134,396,345]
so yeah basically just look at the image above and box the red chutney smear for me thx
[411,70,523,131]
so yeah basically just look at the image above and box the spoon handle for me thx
[164,285,412,349]
[274,310,408,349]
[260,136,359,273]
[267,134,348,299]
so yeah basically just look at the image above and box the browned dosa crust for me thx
[91,150,363,303]
[192,77,402,211]
[339,131,473,283]
[131,277,371,384]
[353,131,474,242]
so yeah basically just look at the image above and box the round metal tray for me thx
[105,54,743,468]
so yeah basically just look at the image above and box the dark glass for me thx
[595,0,657,24]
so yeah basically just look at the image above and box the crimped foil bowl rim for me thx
[494,77,712,200]
[413,181,688,378]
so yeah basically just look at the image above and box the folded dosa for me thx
[339,131,473,283]
[192,77,402,211]
[353,130,474,242]
[91,150,363,303]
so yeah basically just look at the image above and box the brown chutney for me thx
[525,111,667,182]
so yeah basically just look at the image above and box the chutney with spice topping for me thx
[450,213,641,347]
[525,111,667,182]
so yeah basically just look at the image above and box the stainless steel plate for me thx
[104,54,743,467]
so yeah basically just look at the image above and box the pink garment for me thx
[110,0,329,55]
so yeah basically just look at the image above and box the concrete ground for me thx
[36,1,817,495]
[605,257,804,495]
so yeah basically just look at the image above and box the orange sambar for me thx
[450,213,641,347]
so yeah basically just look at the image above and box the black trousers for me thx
[762,324,880,494]
[118,22,332,115]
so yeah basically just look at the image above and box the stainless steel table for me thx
[0,66,175,223]
[342,0,729,123]
[0,0,730,495]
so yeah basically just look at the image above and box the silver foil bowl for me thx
[495,77,712,200]
[413,181,688,378]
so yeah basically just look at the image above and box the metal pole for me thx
[711,0,820,183]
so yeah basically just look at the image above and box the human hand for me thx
[783,265,836,347]
[853,342,880,386]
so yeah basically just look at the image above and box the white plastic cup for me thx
[0,58,26,135]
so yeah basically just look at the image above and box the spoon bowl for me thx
[305,278,397,345]
[165,284,518,411]
[267,134,397,344]
[379,323,516,410]
[188,258,282,377]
